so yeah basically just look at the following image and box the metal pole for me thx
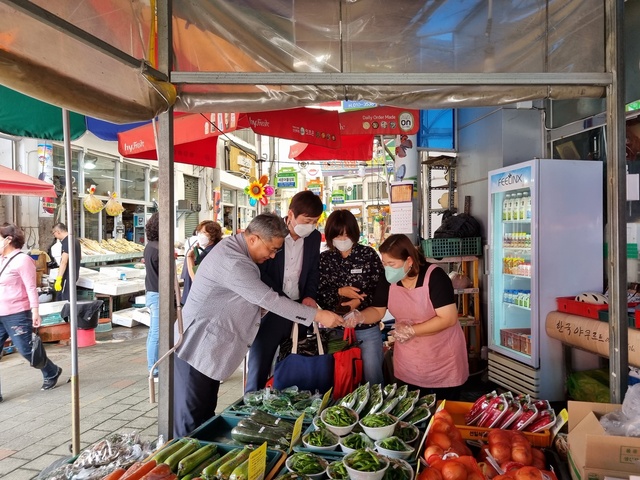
[62,108,80,454]
[605,0,628,402]
[156,0,176,440]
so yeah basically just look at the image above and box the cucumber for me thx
[202,448,243,480]
[217,447,252,480]
[231,424,289,447]
[152,437,190,463]
[230,458,250,480]
[177,443,218,477]
[164,438,200,473]
[249,409,294,431]
[181,453,219,480]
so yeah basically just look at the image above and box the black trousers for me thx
[173,355,220,438]
[245,313,294,393]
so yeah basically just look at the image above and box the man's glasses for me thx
[257,236,282,255]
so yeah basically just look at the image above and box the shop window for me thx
[83,154,116,197]
[345,184,363,201]
[222,188,233,204]
[52,146,80,197]
[120,162,147,201]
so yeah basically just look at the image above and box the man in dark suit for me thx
[245,191,324,392]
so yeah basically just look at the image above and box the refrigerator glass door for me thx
[489,176,536,367]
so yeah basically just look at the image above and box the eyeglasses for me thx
[257,236,282,255]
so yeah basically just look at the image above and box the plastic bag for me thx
[600,383,640,436]
[83,185,104,213]
[104,192,125,216]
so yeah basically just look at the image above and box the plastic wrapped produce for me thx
[105,192,125,216]
[83,185,104,213]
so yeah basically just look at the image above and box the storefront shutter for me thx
[184,175,199,238]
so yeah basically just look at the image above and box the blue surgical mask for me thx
[385,260,408,284]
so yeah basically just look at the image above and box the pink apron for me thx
[389,264,469,388]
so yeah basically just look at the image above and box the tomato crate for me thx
[440,401,551,447]
[555,296,608,319]
[421,237,481,258]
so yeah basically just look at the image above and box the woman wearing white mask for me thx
[181,220,223,305]
[353,234,468,399]
[317,210,387,385]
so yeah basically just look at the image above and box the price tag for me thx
[319,388,333,413]
[248,442,267,480]
[551,408,568,441]
[290,413,305,453]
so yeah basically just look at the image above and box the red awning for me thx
[0,165,57,197]
[117,113,241,167]
[289,135,374,161]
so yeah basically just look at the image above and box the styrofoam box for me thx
[111,308,141,328]
[39,301,68,316]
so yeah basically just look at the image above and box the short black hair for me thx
[324,210,360,249]
[52,222,68,233]
[146,213,160,241]
[289,191,323,218]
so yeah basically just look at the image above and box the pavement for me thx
[0,325,245,480]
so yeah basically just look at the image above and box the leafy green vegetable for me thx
[322,406,356,427]
[287,453,327,475]
[405,404,431,425]
[383,383,397,398]
[377,436,411,452]
[394,422,419,443]
[327,461,349,480]
[344,449,387,472]
[383,458,413,480]
[415,394,436,409]
[361,412,396,427]
[341,432,374,450]
[304,429,338,447]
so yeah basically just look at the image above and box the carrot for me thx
[103,468,127,480]
[121,460,157,480]
[140,463,174,479]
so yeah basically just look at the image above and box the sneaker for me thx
[42,367,62,391]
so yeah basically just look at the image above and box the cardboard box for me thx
[567,401,640,480]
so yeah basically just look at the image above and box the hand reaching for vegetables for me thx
[315,310,344,328]
[391,324,415,343]
[343,309,364,328]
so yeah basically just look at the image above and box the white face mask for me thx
[293,223,315,238]
[333,238,353,252]
[196,233,210,247]
[0,238,7,255]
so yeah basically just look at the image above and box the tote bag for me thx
[30,329,47,369]
[332,327,363,399]
[272,322,334,394]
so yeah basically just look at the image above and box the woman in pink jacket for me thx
[0,224,62,399]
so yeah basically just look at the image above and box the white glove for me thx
[391,324,416,343]
[343,309,364,329]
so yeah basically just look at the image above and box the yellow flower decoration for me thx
[247,180,265,201]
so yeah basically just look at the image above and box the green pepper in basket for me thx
[288,453,327,475]
[361,412,396,427]
[344,449,386,472]
[322,406,356,426]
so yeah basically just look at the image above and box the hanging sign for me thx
[339,107,419,135]
[276,167,298,189]
[248,108,341,148]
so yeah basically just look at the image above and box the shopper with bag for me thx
[317,210,387,386]
[174,214,344,437]
[353,234,469,399]
[245,191,323,393]
[0,224,63,398]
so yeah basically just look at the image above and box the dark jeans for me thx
[173,355,220,438]
[0,310,59,380]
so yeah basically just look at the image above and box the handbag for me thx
[30,328,47,369]
[272,322,334,394]
[332,328,363,399]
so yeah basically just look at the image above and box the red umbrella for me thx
[289,134,374,161]
[0,165,57,197]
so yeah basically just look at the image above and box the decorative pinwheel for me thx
[245,175,275,206]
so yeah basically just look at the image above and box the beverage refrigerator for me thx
[487,159,603,401]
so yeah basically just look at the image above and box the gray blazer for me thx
[177,234,316,380]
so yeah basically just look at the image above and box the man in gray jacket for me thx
[174,213,343,437]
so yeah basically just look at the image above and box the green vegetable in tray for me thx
[394,422,419,443]
[380,396,399,414]
[377,436,411,452]
[250,409,294,431]
[322,406,356,426]
[363,383,384,415]
[415,394,436,409]
[383,383,397,398]
[339,390,357,409]
[383,458,413,480]
[344,449,387,472]
[395,384,408,401]
[405,389,420,403]
[341,432,374,450]
[288,452,327,475]
[230,459,250,480]
[353,383,370,414]
[275,473,311,480]
[391,398,415,419]
[305,429,338,447]
[361,412,396,427]
[327,460,349,480]
[243,391,264,406]
[405,404,431,425]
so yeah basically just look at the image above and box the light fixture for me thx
[150,176,159,182]
[84,158,97,170]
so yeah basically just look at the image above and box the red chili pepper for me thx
[509,403,538,431]
[465,391,497,425]
[477,395,509,428]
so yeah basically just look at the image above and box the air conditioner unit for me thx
[177,199,191,210]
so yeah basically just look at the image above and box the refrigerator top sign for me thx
[490,165,532,193]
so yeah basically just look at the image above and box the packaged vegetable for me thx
[105,192,125,216]
[83,185,104,213]
[465,390,497,425]
[477,394,509,428]
[509,402,538,431]
[495,392,523,429]
[524,408,556,432]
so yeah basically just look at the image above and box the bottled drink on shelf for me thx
[515,192,523,220]
[503,194,511,221]
[525,191,532,220]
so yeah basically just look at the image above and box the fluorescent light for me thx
[150,176,159,182]
[84,159,97,170]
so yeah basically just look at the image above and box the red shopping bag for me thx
[332,328,363,399]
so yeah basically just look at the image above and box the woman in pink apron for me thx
[380,234,468,399]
